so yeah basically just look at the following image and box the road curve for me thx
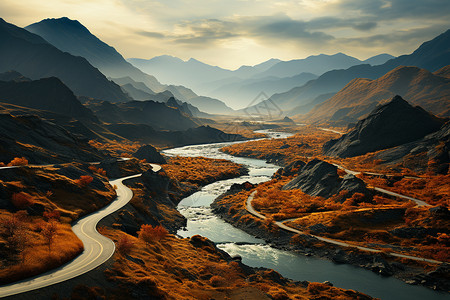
[0,170,149,297]
[246,191,442,264]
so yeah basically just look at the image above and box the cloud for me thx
[136,31,166,38]
[1,0,449,68]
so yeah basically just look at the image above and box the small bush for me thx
[75,175,93,187]
[8,157,28,166]
[116,234,135,255]
[138,224,169,245]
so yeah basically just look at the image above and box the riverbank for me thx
[211,184,450,292]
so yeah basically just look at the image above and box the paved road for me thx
[245,191,442,264]
[0,163,161,297]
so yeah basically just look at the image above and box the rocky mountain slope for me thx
[375,121,450,174]
[84,99,199,131]
[323,96,444,158]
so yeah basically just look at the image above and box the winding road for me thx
[246,190,442,264]
[0,163,161,297]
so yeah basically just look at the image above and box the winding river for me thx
[163,130,448,300]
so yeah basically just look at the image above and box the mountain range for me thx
[253,28,450,117]
[0,18,130,102]
[25,17,234,115]
[128,53,394,109]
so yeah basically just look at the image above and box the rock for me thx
[229,182,256,192]
[283,159,372,202]
[323,96,444,158]
[323,281,333,287]
[337,174,373,203]
[133,145,166,164]
[429,206,450,219]
[331,249,347,264]
[99,158,122,178]
[231,255,242,262]
[140,168,170,194]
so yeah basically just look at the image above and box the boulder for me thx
[133,145,166,164]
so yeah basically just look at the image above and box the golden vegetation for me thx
[163,156,246,187]
[222,126,339,164]
[0,163,118,283]
[0,210,83,284]
[101,228,371,300]
[0,157,29,167]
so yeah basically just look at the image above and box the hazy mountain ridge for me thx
[25,17,233,115]
[255,29,450,116]
[128,53,393,109]
[0,18,130,103]
[303,65,450,125]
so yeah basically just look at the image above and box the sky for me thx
[1,0,449,69]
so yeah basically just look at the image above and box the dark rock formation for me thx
[273,160,306,179]
[375,121,450,174]
[323,96,444,158]
[282,159,372,202]
[133,145,166,164]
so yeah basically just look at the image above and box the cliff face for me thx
[323,96,444,158]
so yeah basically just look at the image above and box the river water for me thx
[162,130,448,300]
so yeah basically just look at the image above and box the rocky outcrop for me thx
[273,160,306,179]
[323,96,444,158]
[133,145,166,164]
[282,159,372,202]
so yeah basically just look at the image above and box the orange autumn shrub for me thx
[7,157,28,166]
[116,234,135,255]
[138,224,168,245]
[88,165,107,176]
[75,175,93,187]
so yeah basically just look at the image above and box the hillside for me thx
[84,99,199,131]
[0,18,130,102]
[304,66,450,124]
[0,75,98,122]
[0,113,104,164]
[323,96,444,158]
